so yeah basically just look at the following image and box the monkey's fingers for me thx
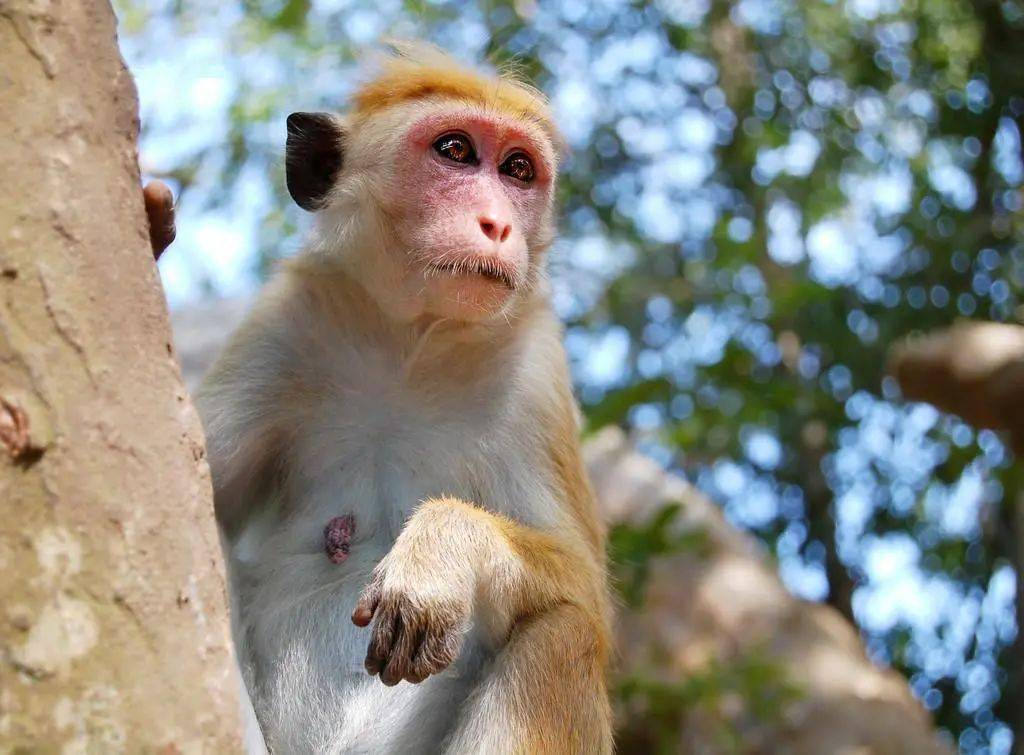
[364,601,400,676]
[143,179,176,260]
[379,618,422,687]
[407,621,460,683]
[352,576,383,627]
[402,639,430,685]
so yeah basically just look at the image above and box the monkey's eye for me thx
[500,152,535,183]
[433,133,476,164]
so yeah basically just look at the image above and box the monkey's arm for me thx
[353,496,612,754]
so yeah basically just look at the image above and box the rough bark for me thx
[0,1,242,750]
[173,298,948,754]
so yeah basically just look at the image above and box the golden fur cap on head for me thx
[351,41,562,147]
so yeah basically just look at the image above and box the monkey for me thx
[195,44,613,754]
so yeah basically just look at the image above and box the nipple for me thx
[324,514,356,564]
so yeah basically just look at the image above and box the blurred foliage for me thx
[608,505,796,754]
[608,502,711,608]
[118,0,1024,750]
[616,648,803,754]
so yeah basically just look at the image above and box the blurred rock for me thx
[587,429,948,754]
[889,319,1024,453]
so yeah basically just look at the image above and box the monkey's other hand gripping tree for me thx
[0,0,242,749]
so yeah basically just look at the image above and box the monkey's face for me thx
[378,106,556,321]
[286,100,559,323]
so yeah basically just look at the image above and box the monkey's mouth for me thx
[427,258,518,291]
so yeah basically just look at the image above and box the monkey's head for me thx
[285,45,561,323]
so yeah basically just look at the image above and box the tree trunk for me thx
[0,1,242,750]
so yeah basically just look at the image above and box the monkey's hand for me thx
[351,510,476,686]
[351,497,602,688]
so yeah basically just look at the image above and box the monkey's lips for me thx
[427,257,518,291]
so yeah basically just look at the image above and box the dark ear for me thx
[285,112,345,212]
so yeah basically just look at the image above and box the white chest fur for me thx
[227,336,560,754]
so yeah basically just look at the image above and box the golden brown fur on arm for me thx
[352,492,611,754]
[455,408,613,755]
[450,600,612,755]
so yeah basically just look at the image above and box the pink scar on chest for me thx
[324,514,356,564]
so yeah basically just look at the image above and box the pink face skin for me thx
[385,110,555,321]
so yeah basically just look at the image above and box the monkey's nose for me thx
[479,217,512,243]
